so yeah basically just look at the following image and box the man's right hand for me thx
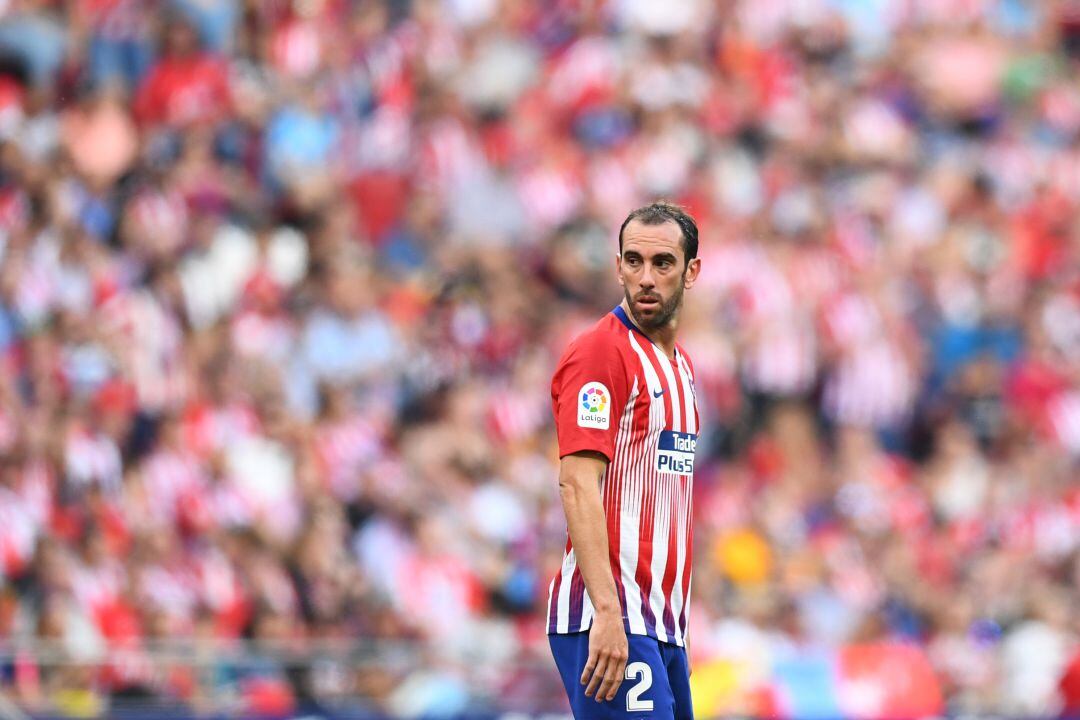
[580,609,629,702]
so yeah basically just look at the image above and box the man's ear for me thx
[615,253,624,287]
[683,257,701,289]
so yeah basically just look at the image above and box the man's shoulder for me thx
[561,311,631,362]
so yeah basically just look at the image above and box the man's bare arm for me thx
[559,451,627,702]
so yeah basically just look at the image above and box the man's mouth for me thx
[636,295,660,308]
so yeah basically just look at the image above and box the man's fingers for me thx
[579,654,596,686]
[583,654,609,698]
[605,658,627,701]
[597,655,624,701]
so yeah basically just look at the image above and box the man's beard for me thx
[625,283,684,330]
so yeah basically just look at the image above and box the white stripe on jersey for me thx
[628,333,664,413]
[555,549,577,634]
[618,389,648,633]
[652,345,683,433]
[545,562,554,631]
[676,352,697,434]
[581,589,595,629]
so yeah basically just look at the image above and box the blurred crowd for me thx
[0,0,1076,717]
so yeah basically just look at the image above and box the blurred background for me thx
[0,0,1076,718]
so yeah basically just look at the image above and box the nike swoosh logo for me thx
[652,389,665,398]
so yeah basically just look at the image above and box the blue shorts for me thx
[549,631,693,719]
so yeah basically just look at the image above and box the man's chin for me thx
[625,291,681,330]
[629,304,667,330]
[633,305,658,322]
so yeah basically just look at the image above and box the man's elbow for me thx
[562,469,608,507]
[558,473,580,499]
[558,472,592,506]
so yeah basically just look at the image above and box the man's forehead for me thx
[622,219,683,254]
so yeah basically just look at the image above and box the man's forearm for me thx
[559,472,621,615]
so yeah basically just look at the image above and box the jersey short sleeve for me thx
[551,332,632,462]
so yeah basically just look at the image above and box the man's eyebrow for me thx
[622,249,680,263]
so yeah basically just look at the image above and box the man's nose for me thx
[640,264,656,288]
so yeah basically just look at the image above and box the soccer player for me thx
[547,202,701,719]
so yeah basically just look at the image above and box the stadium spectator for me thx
[0,0,1074,717]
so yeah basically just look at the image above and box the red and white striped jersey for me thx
[548,306,699,646]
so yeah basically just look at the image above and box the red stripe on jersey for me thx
[659,481,680,637]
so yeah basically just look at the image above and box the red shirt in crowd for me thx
[134,55,231,128]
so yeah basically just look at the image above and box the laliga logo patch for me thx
[577,382,610,429]
[656,430,697,475]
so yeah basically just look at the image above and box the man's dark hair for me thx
[618,201,699,263]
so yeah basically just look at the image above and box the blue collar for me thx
[613,305,641,334]
[613,305,679,362]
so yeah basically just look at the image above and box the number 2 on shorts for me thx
[625,662,654,712]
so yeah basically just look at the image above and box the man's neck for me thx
[619,299,678,360]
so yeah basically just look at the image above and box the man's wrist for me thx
[593,601,622,617]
